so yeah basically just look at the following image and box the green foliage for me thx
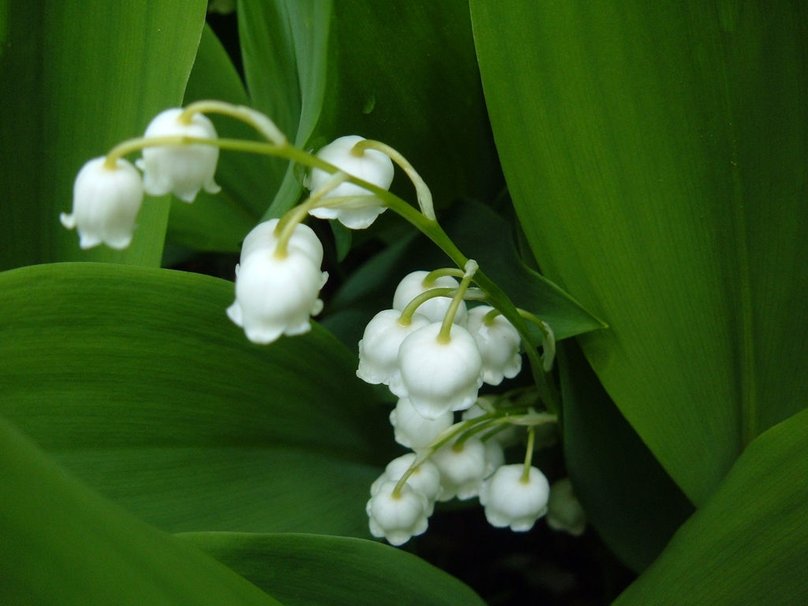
[182,532,487,606]
[0,263,389,536]
[616,408,808,604]
[470,0,808,506]
[0,416,280,606]
[2,0,807,603]
[0,0,207,268]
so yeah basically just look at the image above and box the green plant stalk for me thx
[104,133,559,412]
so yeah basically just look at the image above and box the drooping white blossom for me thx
[370,453,442,515]
[479,464,550,532]
[307,135,394,229]
[60,157,144,250]
[432,437,491,501]
[238,218,323,265]
[366,480,430,546]
[137,108,220,202]
[390,322,483,419]
[227,222,327,344]
[392,271,467,325]
[357,310,430,386]
[389,397,453,450]
[466,305,523,385]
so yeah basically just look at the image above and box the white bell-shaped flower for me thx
[389,322,483,419]
[479,464,550,532]
[227,225,327,344]
[137,108,220,202]
[466,306,522,385]
[357,310,430,385]
[366,480,429,546]
[547,478,587,536]
[432,437,491,501]
[307,135,394,229]
[370,453,442,515]
[238,219,323,265]
[392,271,468,325]
[389,397,453,450]
[60,157,144,250]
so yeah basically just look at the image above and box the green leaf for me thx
[471,2,808,503]
[172,25,272,253]
[0,263,390,536]
[237,0,499,221]
[318,0,499,210]
[616,408,808,605]
[238,0,333,215]
[0,415,280,606]
[181,532,486,606]
[0,0,207,268]
[559,342,693,573]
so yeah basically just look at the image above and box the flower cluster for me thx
[366,396,576,545]
[61,110,581,547]
[61,107,219,249]
[357,268,523,419]
[355,267,580,545]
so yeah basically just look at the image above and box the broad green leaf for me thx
[239,0,333,215]
[0,416,280,606]
[0,263,390,536]
[471,2,808,503]
[0,0,207,268]
[560,342,693,572]
[324,200,603,348]
[616,408,808,605]
[181,532,486,606]
[171,25,271,252]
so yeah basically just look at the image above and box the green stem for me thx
[353,139,435,220]
[521,427,536,483]
[518,309,556,372]
[437,260,478,343]
[179,100,287,145]
[273,172,349,258]
[103,131,560,412]
[423,267,465,284]
[399,287,455,324]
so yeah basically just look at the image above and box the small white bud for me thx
[466,306,522,385]
[307,135,394,229]
[547,478,587,536]
[366,480,429,546]
[479,464,550,532]
[137,108,220,203]
[389,397,453,450]
[60,157,144,250]
[356,310,430,386]
[390,323,483,419]
[392,271,468,325]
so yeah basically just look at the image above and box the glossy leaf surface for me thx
[471,1,808,504]
[617,408,808,604]
[0,416,280,606]
[0,263,389,537]
[182,532,486,606]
